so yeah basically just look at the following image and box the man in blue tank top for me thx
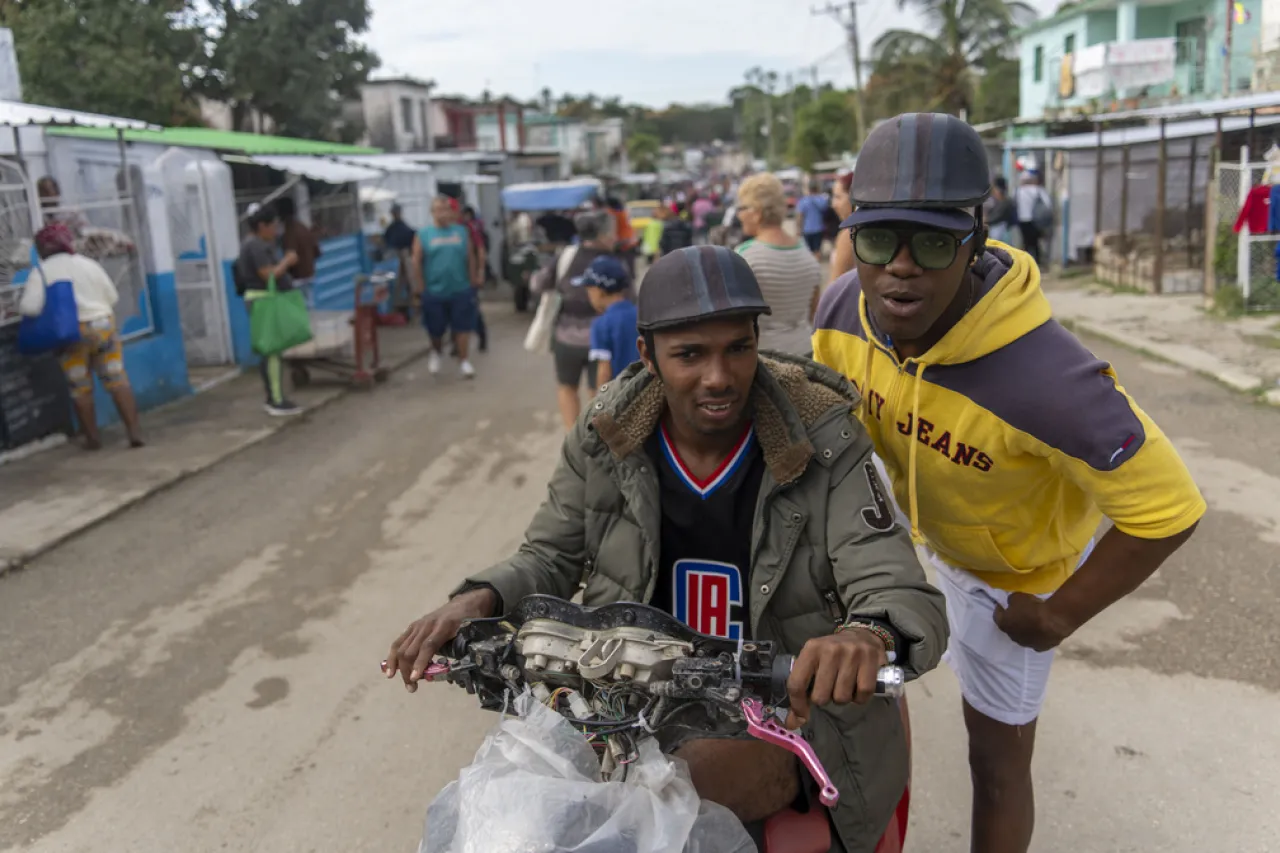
[412,196,481,379]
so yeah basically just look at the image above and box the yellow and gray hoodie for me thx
[813,243,1206,594]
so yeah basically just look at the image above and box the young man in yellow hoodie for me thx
[813,113,1205,853]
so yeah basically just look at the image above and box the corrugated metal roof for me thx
[337,153,434,173]
[978,91,1280,134]
[45,125,378,155]
[0,100,154,130]
[1004,114,1280,150]
[251,155,385,183]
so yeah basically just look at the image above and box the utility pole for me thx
[786,72,796,139]
[812,1,868,146]
[1224,0,1234,96]
[811,65,820,102]
[764,72,778,168]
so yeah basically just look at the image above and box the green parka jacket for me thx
[460,352,948,852]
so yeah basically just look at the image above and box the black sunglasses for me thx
[852,226,976,271]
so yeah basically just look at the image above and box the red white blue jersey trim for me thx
[659,422,756,500]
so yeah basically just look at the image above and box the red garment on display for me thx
[1234,184,1273,233]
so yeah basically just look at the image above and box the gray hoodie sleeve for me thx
[824,438,949,680]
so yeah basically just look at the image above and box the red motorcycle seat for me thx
[763,807,832,853]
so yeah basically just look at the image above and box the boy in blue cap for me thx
[576,255,639,384]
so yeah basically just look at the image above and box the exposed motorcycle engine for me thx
[517,619,695,686]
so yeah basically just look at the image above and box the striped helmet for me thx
[637,245,771,332]
[842,113,992,232]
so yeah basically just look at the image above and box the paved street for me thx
[1,303,1278,852]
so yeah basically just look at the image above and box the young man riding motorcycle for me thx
[386,245,949,852]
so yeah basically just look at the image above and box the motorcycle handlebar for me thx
[770,655,906,703]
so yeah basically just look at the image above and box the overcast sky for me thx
[365,0,1062,107]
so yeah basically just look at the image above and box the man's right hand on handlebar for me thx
[384,587,497,692]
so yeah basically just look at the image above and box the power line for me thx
[811,1,868,145]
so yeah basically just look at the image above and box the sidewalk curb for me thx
[0,343,432,575]
[1063,318,1278,406]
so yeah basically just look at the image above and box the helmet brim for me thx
[636,304,771,333]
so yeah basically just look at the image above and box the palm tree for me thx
[871,0,1036,118]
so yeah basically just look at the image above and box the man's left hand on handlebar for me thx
[384,588,497,693]
[785,626,888,728]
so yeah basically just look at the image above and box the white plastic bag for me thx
[523,290,561,353]
[523,246,578,354]
[421,691,756,853]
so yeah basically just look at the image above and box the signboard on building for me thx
[1072,38,1176,100]
[1108,38,1177,91]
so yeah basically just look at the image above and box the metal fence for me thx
[307,186,360,240]
[1211,157,1280,311]
[42,156,152,337]
[0,159,35,327]
[1069,137,1210,294]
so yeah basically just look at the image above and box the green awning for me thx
[45,125,380,156]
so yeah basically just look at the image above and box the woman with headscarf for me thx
[20,223,144,449]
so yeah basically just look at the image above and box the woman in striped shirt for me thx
[734,173,823,356]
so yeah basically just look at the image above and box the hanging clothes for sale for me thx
[1263,144,1280,185]
[1235,184,1272,233]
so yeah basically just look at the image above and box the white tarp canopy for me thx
[0,99,154,129]
[251,154,384,183]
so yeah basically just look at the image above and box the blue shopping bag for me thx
[17,273,80,355]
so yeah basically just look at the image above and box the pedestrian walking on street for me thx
[412,196,482,380]
[460,206,490,353]
[275,196,322,290]
[814,112,1204,853]
[986,176,1017,245]
[235,204,302,417]
[534,209,618,429]
[1014,171,1052,264]
[796,180,831,261]
[733,173,822,356]
[827,172,856,283]
[20,223,145,448]
[576,255,639,385]
[383,204,417,320]
[658,202,694,255]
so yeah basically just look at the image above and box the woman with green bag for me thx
[236,203,310,416]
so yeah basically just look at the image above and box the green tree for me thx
[189,0,378,139]
[789,90,858,170]
[2,0,201,125]
[870,0,1036,120]
[972,54,1022,123]
[626,131,661,173]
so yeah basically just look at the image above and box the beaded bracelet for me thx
[836,620,896,656]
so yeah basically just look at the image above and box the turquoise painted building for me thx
[1018,0,1262,120]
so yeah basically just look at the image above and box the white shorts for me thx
[929,539,1094,726]
[869,454,1091,726]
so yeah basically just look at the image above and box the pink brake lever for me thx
[422,661,451,681]
[741,697,839,808]
[378,659,451,681]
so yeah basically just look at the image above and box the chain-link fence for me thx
[1211,159,1280,312]
[307,186,360,240]
[0,159,35,327]
[1072,138,1209,294]
[39,158,151,336]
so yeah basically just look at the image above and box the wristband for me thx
[836,620,896,656]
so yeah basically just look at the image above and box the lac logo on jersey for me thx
[673,560,744,641]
